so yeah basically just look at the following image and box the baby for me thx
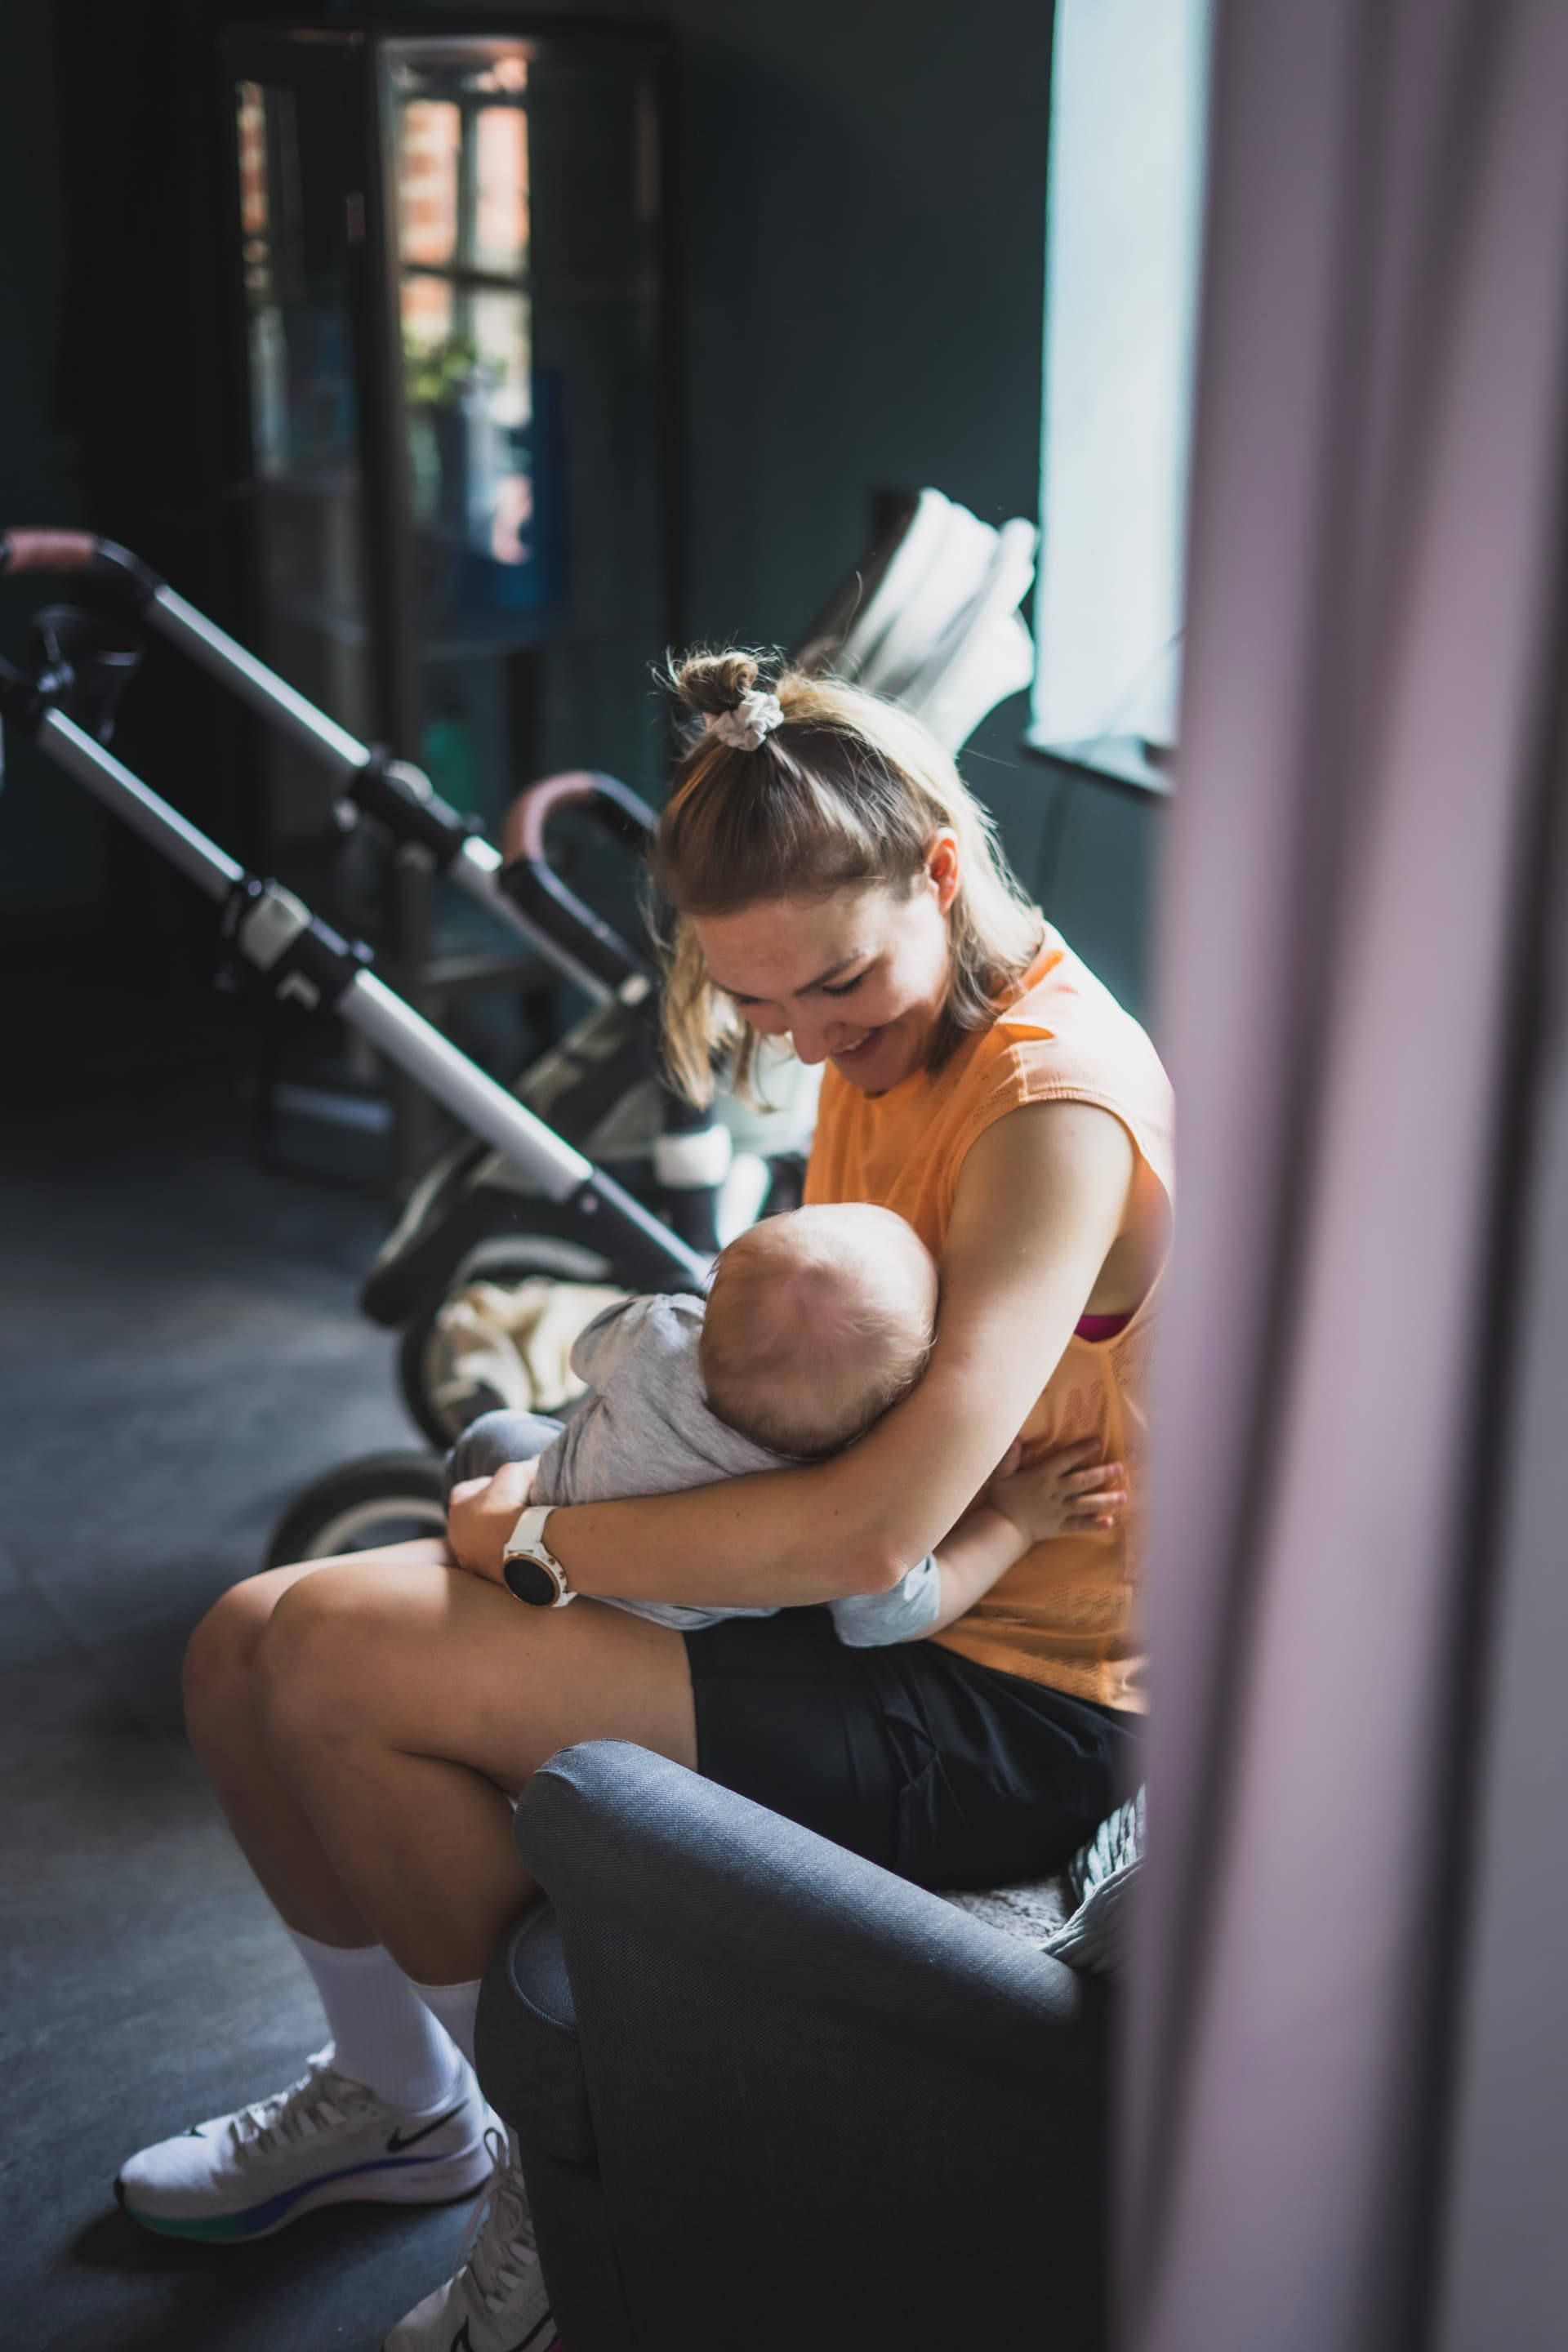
[446,1202,1120,1642]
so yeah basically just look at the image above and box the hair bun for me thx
[668,648,762,717]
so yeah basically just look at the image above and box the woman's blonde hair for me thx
[652,648,1045,1104]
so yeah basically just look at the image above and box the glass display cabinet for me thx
[220,18,676,1178]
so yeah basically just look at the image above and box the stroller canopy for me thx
[799,488,1039,753]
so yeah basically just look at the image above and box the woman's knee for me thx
[183,1575,279,1755]
[256,1563,390,1757]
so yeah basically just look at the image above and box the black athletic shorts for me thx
[684,1606,1139,1890]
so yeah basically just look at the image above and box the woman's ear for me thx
[926,831,960,913]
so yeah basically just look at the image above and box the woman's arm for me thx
[449,1100,1134,1607]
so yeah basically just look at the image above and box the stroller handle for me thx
[503,768,656,864]
[1,528,100,575]
[0,527,629,1003]
[1,529,163,605]
[497,769,660,998]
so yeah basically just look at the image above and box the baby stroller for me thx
[0,490,1038,1560]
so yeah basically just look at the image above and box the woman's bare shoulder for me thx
[951,1097,1136,1230]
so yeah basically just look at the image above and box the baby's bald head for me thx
[700,1204,938,1459]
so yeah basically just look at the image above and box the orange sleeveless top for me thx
[804,928,1174,1711]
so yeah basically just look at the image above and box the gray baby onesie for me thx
[514,1292,941,1644]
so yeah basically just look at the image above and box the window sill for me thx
[1020,728,1174,799]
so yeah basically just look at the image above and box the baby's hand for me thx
[987,1436,1126,1545]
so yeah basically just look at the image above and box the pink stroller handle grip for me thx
[497,768,657,993]
[0,528,100,574]
[503,769,610,864]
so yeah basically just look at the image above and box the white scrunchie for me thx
[703,688,784,753]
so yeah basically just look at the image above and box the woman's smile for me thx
[828,1024,882,1067]
[826,1021,925,1093]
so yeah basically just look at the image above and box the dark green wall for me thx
[0,2,105,911]
[0,0,1161,1012]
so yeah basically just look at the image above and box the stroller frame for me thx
[0,528,642,1004]
[0,528,822,1453]
[1,529,803,1285]
[0,600,710,1303]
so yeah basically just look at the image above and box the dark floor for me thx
[0,1085,483,2350]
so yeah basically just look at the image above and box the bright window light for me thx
[1031,0,1210,791]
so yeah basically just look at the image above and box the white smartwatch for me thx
[501,1505,576,1608]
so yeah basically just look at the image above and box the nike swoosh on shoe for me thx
[386,2104,467,2154]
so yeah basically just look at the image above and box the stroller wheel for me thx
[265,1452,448,1570]
[398,1237,613,1449]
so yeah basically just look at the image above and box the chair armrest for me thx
[477,1904,595,2167]
[483,1742,1111,2350]
[514,1740,1102,2074]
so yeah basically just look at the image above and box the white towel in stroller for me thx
[432,1276,627,1419]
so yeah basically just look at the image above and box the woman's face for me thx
[693,838,960,1094]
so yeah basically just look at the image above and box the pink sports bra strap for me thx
[1073,1310,1133,1344]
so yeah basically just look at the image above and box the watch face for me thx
[503,1552,558,1606]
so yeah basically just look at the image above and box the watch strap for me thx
[506,1503,557,1561]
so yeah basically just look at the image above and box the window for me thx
[393,51,535,577]
[1031,0,1211,791]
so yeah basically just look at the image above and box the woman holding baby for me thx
[118,653,1174,2350]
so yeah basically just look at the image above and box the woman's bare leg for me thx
[256,1553,697,1984]
[182,1539,452,1945]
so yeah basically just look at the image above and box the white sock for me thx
[411,1976,483,2070]
[286,1930,466,2113]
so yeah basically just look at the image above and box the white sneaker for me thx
[385,2127,557,2352]
[115,2047,493,2243]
